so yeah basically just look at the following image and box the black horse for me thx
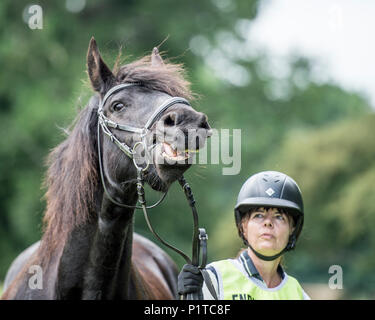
[2,38,211,299]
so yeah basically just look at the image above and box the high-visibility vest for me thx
[211,259,305,300]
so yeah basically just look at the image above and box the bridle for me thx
[97,82,191,209]
[97,83,208,297]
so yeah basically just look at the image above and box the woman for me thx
[178,171,310,300]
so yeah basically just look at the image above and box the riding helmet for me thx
[234,171,304,260]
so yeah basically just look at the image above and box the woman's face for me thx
[242,207,294,256]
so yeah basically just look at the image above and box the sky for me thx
[246,0,375,108]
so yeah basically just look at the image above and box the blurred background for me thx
[0,0,374,299]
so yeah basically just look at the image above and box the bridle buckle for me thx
[132,141,150,172]
[198,232,208,241]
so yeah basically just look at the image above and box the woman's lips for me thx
[260,233,275,239]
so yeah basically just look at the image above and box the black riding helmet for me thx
[234,171,304,261]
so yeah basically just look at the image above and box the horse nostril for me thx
[202,121,210,130]
[163,112,178,126]
[198,113,210,130]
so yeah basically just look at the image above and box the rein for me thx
[97,83,208,299]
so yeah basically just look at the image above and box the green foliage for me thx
[0,0,374,299]
[275,115,375,296]
[276,114,375,248]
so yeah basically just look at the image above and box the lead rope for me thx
[137,169,192,263]
[178,177,210,300]
[136,168,208,300]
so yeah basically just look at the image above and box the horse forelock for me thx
[114,54,196,101]
[39,96,100,264]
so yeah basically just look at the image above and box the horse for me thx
[1,37,211,299]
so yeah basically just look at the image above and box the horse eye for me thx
[112,102,126,112]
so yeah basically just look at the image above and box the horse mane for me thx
[37,96,99,264]
[37,52,194,264]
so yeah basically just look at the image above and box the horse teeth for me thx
[163,142,177,157]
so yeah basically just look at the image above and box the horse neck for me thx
[57,185,140,300]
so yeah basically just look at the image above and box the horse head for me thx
[87,37,212,196]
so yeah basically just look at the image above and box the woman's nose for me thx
[264,218,273,228]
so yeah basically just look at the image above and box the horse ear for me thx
[151,47,164,67]
[87,37,115,93]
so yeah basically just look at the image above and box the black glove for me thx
[177,264,204,295]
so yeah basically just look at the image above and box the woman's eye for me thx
[275,214,284,220]
[254,213,263,219]
[112,102,125,112]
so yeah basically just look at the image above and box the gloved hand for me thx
[177,264,203,295]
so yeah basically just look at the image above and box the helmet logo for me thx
[265,188,275,196]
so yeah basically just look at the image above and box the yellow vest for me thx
[211,259,305,300]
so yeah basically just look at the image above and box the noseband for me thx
[97,83,208,288]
